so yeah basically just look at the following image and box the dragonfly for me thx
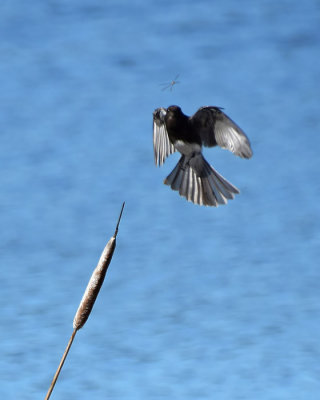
[160,74,180,91]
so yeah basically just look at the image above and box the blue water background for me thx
[1,1,320,399]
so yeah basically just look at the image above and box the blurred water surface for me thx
[0,1,320,399]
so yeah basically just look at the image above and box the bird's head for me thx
[167,105,182,116]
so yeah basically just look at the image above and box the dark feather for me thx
[190,106,253,158]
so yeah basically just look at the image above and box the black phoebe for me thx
[153,105,252,207]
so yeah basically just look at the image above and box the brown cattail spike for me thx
[73,202,125,330]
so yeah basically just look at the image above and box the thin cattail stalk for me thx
[44,329,77,400]
[44,202,125,400]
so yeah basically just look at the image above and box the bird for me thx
[153,105,252,207]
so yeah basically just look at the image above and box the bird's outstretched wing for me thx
[153,108,176,166]
[190,106,253,159]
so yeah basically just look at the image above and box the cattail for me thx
[73,201,124,330]
[44,202,125,400]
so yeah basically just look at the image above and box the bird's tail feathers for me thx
[164,154,239,206]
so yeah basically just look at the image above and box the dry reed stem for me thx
[44,329,77,400]
[44,202,125,400]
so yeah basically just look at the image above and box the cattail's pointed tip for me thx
[114,201,125,238]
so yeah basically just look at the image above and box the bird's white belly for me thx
[174,140,201,156]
